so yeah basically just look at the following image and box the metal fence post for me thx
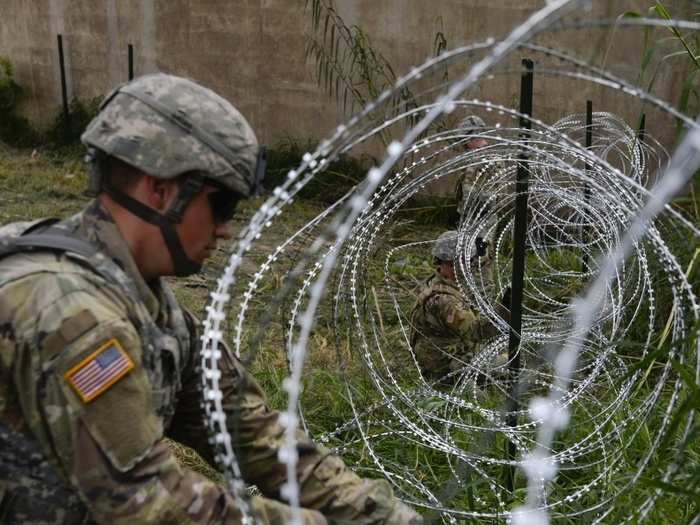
[57,34,70,134]
[505,57,534,493]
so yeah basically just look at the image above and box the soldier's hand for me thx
[383,501,423,525]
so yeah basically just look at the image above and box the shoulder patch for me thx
[64,338,134,403]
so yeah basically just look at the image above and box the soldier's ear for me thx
[143,176,176,212]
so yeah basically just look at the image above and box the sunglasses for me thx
[206,188,239,224]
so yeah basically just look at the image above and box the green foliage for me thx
[264,138,459,224]
[304,0,428,143]
[621,3,699,137]
[44,96,102,149]
[651,1,700,138]
[304,0,400,116]
[0,55,39,147]
[652,2,700,70]
[264,138,370,204]
[0,147,88,224]
[0,56,20,112]
[0,55,101,150]
[394,196,459,227]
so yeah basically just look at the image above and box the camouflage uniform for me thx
[409,272,498,381]
[0,73,420,524]
[454,115,507,245]
[0,201,420,524]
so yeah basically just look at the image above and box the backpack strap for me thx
[0,221,98,261]
[21,217,61,235]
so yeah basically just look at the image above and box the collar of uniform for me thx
[78,200,162,320]
[431,271,459,290]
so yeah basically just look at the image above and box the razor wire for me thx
[200,1,700,523]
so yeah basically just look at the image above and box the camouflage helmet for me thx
[432,230,459,262]
[81,73,260,197]
[458,115,486,137]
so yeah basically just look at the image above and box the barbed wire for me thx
[200,1,700,523]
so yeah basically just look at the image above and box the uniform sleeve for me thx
[9,272,318,524]
[428,292,498,343]
[166,308,219,466]
[426,293,476,336]
[216,349,422,524]
[168,308,420,523]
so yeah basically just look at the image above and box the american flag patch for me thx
[65,338,134,403]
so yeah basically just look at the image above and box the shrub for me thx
[44,96,102,149]
[0,55,101,150]
[264,138,371,204]
[0,56,39,147]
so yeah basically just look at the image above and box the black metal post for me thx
[505,58,534,493]
[57,34,70,133]
[128,44,134,80]
[582,100,593,273]
[637,113,646,142]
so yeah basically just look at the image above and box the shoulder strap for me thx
[9,231,98,258]
[0,222,98,261]
[21,217,61,235]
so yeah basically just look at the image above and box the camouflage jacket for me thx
[409,273,497,380]
[0,200,419,525]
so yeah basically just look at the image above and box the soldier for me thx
[454,115,507,236]
[409,231,508,383]
[455,115,489,216]
[0,74,421,524]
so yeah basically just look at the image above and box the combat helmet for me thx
[458,115,486,138]
[81,73,265,276]
[432,230,459,262]
[82,73,263,198]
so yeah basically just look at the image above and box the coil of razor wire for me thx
[200,1,700,523]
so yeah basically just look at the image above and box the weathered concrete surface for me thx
[0,0,694,163]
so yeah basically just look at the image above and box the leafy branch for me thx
[652,1,700,70]
[619,1,699,144]
[304,0,400,115]
[304,0,440,143]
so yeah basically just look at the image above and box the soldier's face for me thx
[467,137,488,150]
[175,185,234,264]
[439,261,456,282]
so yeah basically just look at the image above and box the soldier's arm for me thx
[170,311,421,524]
[428,292,478,336]
[225,353,421,524]
[440,291,504,342]
[11,273,321,524]
[165,308,219,466]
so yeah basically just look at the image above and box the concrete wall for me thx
[0,1,694,153]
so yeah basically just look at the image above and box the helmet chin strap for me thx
[101,178,203,277]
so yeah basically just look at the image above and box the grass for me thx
[1,144,699,521]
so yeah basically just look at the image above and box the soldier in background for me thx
[0,74,421,524]
[455,115,491,217]
[454,115,510,246]
[409,231,509,383]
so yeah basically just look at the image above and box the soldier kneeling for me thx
[409,231,509,384]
